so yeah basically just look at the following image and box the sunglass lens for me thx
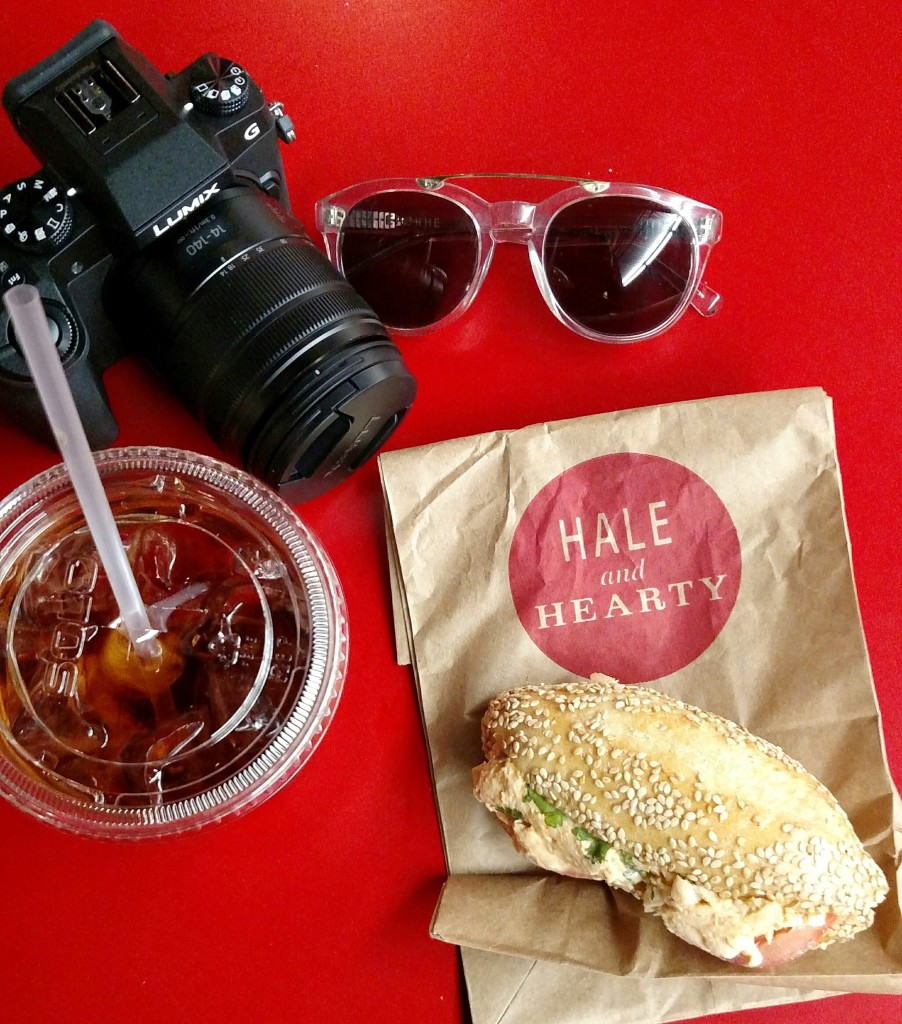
[543,197,695,338]
[338,192,479,330]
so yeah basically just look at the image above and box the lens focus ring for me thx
[204,285,382,452]
[161,238,383,436]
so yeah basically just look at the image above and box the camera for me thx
[0,21,416,501]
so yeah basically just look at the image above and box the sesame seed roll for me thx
[474,675,888,962]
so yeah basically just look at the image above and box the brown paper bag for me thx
[460,946,838,1024]
[378,387,902,1023]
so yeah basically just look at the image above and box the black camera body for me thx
[0,20,415,501]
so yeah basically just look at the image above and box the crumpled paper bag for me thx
[378,388,902,1024]
[460,946,837,1024]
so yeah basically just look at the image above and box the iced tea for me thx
[0,449,346,836]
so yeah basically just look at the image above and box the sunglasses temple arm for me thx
[691,280,722,317]
[646,260,722,319]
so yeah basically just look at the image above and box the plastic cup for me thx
[0,447,347,838]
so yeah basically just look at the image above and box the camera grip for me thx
[0,309,118,449]
[57,352,119,448]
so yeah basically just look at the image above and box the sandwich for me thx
[472,674,889,968]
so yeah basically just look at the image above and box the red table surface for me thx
[0,3,899,1023]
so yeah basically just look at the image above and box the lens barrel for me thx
[111,187,416,502]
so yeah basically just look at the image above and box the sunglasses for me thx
[315,174,722,343]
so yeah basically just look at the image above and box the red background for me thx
[0,3,899,1023]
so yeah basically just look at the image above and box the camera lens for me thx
[110,186,416,502]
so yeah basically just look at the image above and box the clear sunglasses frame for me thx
[315,174,723,344]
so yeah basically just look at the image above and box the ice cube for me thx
[119,713,209,796]
[12,692,109,757]
[128,524,179,600]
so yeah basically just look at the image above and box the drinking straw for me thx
[2,284,160,658]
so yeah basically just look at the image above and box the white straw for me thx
[3,284,159,658]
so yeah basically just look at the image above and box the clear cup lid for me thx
[0,447,348,838]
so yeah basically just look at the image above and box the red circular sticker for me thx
[508,453,741,683]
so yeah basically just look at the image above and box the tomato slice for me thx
[732,914,835,968]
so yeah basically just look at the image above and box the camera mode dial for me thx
[190,57,251,116]
[0,177,73,254]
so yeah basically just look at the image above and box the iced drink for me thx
[0,447,347,837]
